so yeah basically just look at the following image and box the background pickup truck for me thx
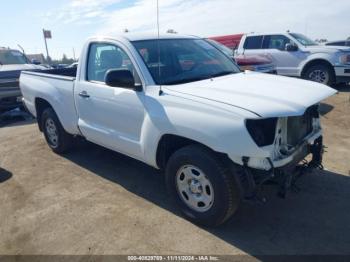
[20,34,336,226]
[236,32,350,86]
[207,36,276,74]
[0,47,44,112]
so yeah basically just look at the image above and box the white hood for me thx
[164,72,337,118]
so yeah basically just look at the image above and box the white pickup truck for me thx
[236,32,350,86]
[20,34,336,226]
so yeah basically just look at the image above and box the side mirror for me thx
[105,69,141,91]
[31,59,41,65]
[285,43,298,52]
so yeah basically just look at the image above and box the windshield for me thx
[0,49,28,65]
[132,39,240,85]
[206,39,234,57]
[289,33,318,46]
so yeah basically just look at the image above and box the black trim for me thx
[336,75,350,83]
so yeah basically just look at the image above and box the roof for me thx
[244,31,294,36]
[124,33,199,41]
[0,47,18,51]
[89,33,199,42]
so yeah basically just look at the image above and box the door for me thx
[75,42,145,159]
[239,35,265,56]
[260,35,307,76]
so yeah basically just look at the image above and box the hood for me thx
[164,72,337,118]
[304,45,350,53]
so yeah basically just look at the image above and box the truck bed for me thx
[19,67,80,135]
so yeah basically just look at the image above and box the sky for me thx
[1,0,349,60]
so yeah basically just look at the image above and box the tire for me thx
[165,145,241,227]
[302,64,335,86]
[41,108,73,154]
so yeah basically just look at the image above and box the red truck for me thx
[209,34,243,50]
[209,34,276,73]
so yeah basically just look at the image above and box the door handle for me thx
[79,91,90,98]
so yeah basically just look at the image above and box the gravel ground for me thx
[0,85,349,258]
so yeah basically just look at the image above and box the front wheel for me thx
[303,64,335,86]
[41,108,73,154]
[165,145,241,227]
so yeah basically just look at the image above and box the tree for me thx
[50,54,76,65]
[62,54,70,64]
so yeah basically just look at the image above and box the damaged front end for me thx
[236,104,324,201]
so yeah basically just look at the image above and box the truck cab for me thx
[236,32,350,85]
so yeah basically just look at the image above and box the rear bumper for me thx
[334,65,350,83]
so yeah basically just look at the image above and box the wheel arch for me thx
[35,97,54,132]
[301,59,335,79]
[155,134,227,170]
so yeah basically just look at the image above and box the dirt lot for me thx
[0,85,350,258]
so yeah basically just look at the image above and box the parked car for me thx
[0,47,45,112]
[236,32,350,85]
[325,40,350,47]
[207,38,276,73]
[67,62,78,68]
[20,34,336,226]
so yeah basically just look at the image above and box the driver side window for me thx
[87,43,135,82]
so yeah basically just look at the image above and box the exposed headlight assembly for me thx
[245,118,278,147]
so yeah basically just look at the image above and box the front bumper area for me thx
[229,136,324,201]
[334,65,350,83]
[246,129,322,170]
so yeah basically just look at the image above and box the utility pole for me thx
[42,29,52,62]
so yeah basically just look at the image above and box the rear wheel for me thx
[303,64,335,86]
[165,145,241,227]
[41,108,73,154]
